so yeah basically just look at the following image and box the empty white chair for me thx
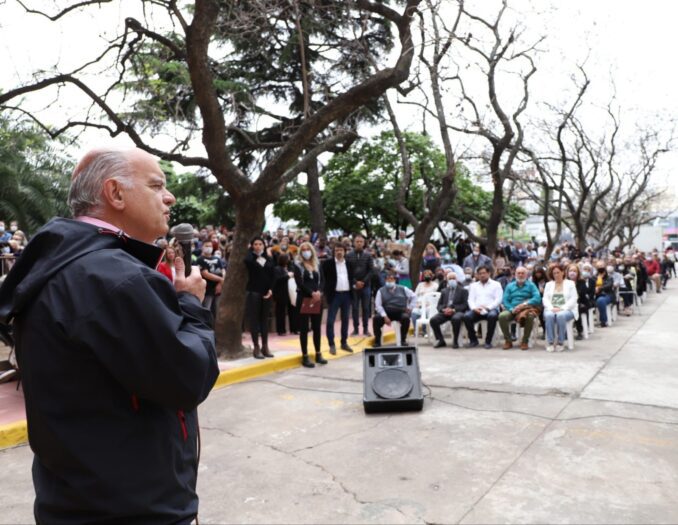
[414,292,442,346]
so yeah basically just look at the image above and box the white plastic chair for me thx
[474,319,501,346]
[587,308,596,334]
[414,292,441,345]
[579,310,590,339]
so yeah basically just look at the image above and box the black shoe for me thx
[261,346,274,358]
[340,343,353,353]
[401,340,408,346]
[364,330,372,337]
[315,353,328,365]
[351,330,360,336]
[466,340,479,348]
[277,332,286,336]
[253,347,264,359]
[575,333,583,341]
[433,340,446,348]
[329,345,337,355]
[452,342,459,349]
[483,342,492,349]
[301,355,315,368]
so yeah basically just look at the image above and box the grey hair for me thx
[68,150,134,217]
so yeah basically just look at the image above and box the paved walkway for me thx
[2,288,678,523]
[0,319,372,438]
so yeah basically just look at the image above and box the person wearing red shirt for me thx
[644,253,662,293]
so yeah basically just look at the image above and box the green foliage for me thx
[120,2,394,174]
[161,161,235,228]
[0,117,72,234]
[274,131,527,236]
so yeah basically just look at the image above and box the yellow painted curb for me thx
[212,332,393,390]
[0,419,28,450]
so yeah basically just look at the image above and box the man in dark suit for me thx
[322,244,354,355]
[430,272,469,348]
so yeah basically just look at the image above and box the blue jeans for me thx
[596,295,611,324]
[327,291,351,346]
[352,285,372,332]
[544,310,575,344]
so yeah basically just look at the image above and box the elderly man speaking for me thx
[0,148,220,524]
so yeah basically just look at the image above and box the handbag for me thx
[300,296,321,315]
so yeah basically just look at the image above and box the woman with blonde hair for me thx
[421,243,441,275]
[293,242,327,368]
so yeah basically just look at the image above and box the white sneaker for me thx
[546,344,555,353]
[555,344,565,352]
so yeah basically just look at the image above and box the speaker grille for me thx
[372,368,413,399]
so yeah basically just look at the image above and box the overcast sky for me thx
[1,0,676,200]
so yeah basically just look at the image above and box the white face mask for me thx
[203,248,213,256]
[301,250,312,260]
[568,271,578,280]
[473,250,480,256]
[582,271,591,279]
[606,266,614,274]
[447,279,457,288]
[385,281,396,289]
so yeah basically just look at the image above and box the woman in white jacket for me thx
[543,263,579,352]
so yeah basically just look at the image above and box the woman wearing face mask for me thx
[293,242,327,368]
[594,264,615,327]
[543,264,578,352]
[411,270,440,332]
[568,264,594,339]
[245,236,276,359]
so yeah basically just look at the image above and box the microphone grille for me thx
[171,223,194,243]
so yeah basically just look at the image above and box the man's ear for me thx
[102,179,126,211]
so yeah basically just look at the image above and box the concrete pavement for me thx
[2,288,678,524]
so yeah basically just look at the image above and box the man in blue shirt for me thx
[498,266,542,350]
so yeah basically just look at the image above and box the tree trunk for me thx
[215,200,267,358]
[485,177,504,258]
[408,220,437,286]
[306,158,325,236]
[575,222,587,252]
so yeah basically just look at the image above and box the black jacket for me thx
[321,258,354,303]
[595,274,615,300]
[273,264,293,302]
[436,286,469,314]
[345,250,373,283]
[0,218,219,525]
[576,278,596,309]
[293,263,322,308]
[244,250,275,295]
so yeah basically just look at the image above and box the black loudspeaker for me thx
[363,346,424,413]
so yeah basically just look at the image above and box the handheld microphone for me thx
[172,223,194,277]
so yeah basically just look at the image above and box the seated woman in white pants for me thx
[543,263,579,352]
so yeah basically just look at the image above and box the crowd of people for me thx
[145,224,674,363]
[3,217,674,361]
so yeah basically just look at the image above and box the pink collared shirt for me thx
[75,216,125,236]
